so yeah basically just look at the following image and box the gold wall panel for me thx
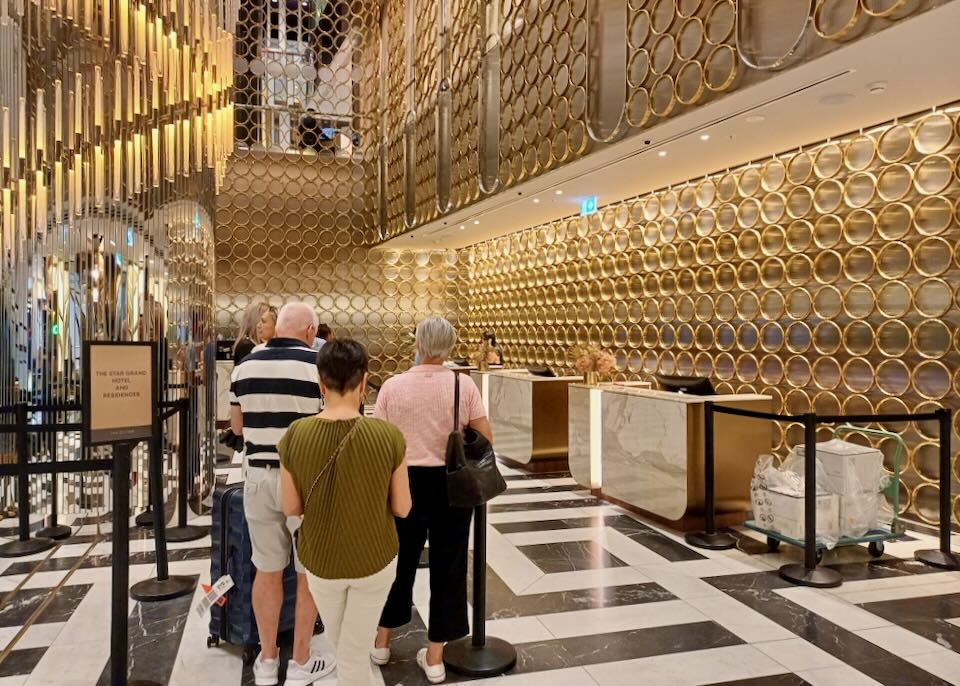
[378,0,945,239]
[462,103,960,527]
[214,155,461,385]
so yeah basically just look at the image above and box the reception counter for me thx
[569,385,771,526]
[476,370,581,469]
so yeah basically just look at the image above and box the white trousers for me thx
[306,558,398,686]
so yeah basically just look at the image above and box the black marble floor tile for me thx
[709,675,810,686]
[826,557,946,581]
[0,647,47,676]
[517,540,628,573]
[469,558,675,619]
[502,471,572,481]
[492,513,609,534]
[860,592,960,655]
[501,485,584,496]
[727,530,772,556]
[378,611,742,684]
[708,572,954,686]
[512,620,741,673]
[488,497,608,513]
[0,584,91,627]
[96,575,199,686]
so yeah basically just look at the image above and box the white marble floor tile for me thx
[947,617,960,629]
[537,599,706,639]
[795,664,884,686]
[486,526,544,595]
[776,587,892,631]
[632,565,726,600]
[684,594,795,644]
[521,566,649,595]
[855,625,948,656]
[586,644,788,686]
[483,616,554,644]
[754,637,844,672]
[23,640,110,686]
[0,622,65,651]
[904,648,960,682]
[0,676,29,686]
[833,578,960,605]
[169,583,243,686]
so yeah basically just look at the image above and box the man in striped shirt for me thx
[230,302,334,686]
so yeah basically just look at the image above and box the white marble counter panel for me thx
[568,385,596,489]
[601,391,691,520]
[488,373,534,463]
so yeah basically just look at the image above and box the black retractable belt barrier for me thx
[36,405,73,541]
[0,404,56,558]
[129,409,196,602]
[684,401,738,551]
[164,398,208,543]
[444,504,517,678]
[778,414,843,588]
[914,408,959,570]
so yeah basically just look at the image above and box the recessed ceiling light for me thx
[819,92,854,106]
[459,225,465,230]
[867,81,887,95]
[699,134,710,141]
[658,150,667,157]
[532,198,540,204]
[745,115,765,124]
[473,220,480,225]
[554,190,563,195]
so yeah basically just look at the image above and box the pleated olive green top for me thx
[279,416,405,579]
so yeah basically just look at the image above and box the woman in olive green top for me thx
[280,339,411,686]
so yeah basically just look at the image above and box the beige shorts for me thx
[243,465,304,574]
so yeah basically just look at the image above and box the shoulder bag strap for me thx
[453,372,460,433]
[303,419,362,512]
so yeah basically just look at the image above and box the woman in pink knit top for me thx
[371,316,492,684]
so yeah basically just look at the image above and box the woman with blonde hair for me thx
[233,302,269,364]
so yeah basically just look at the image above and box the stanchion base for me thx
[684,531,737,550]
[36,524,72,541]
[0,536,56,558]
[130,575,197,602]
[444,636,517,678]
[135,510,154,528]
[164,525,209,543]
[915,549,960,570]
[779,563,843,588]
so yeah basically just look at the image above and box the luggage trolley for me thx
[745,424,906,563]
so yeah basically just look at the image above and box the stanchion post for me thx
[443,504,517,677]
[129,414,196,602]
[0,404,55,558]
[779,413,842,588]
[684,401,737,550]
[37,419,71,540]
[111,443,131,686]
[164,399,207,543]
[915,408,959,570]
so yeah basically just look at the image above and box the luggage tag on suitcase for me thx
[195,575,235,618]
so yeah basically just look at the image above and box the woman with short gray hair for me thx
[371,316,492,684]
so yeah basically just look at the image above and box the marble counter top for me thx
[570,385,769,404]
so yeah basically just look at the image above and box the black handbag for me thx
[445,374,507,508]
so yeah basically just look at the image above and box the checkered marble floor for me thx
[0,464,958,686]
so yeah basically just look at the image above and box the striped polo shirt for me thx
[229,337,321,464]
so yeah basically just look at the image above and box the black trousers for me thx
[379,466,472,643]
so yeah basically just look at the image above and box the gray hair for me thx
[416,316,457,360]
[234,302,268,354]
[276,302,319,340]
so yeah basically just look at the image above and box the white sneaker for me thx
[285,654,337,686]
[417,648,446,684]
[370,645,391,665]
[252,654,280,686]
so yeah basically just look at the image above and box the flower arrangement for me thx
[573,345,616,382]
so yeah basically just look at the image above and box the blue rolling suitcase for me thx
[207,483,298,664]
